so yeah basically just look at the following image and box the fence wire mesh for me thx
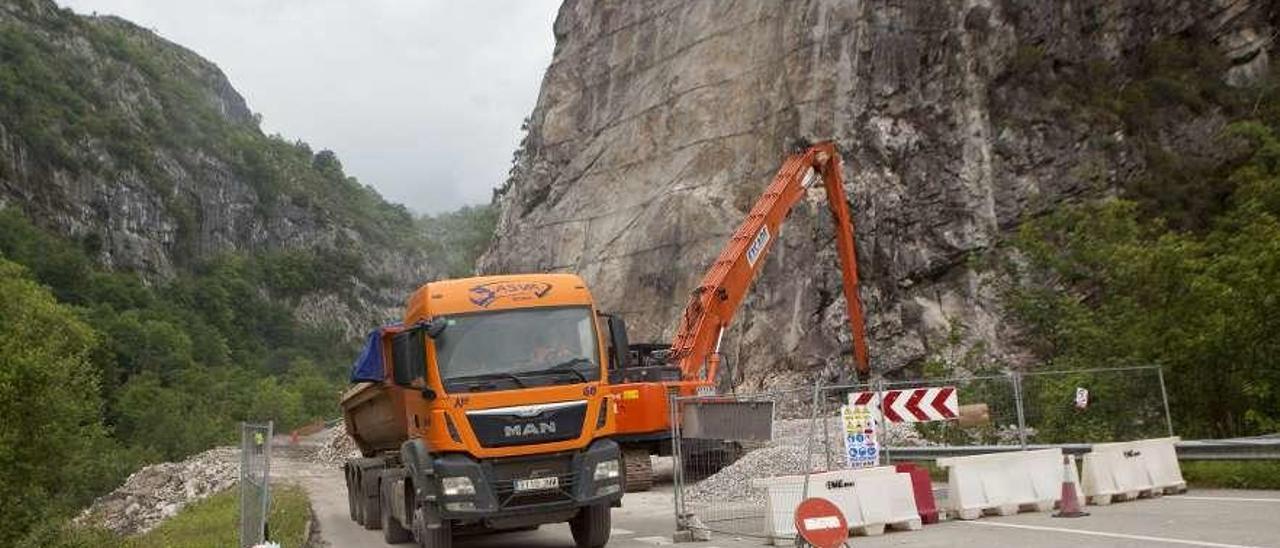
[670,366,1172,541]
[672,388,811,539]
[239,421,273,548]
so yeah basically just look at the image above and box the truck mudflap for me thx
[432,438,623,522]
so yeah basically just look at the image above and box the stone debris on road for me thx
[684,417,933,505]
[74,446,239,535]
[312,421,361,466]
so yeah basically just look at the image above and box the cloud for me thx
[58,0,559,213]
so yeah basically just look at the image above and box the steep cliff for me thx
[482,0,1277,387]
[0,0,435,333]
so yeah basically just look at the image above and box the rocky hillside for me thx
[0,0,436,333]
[482,0,1277,387]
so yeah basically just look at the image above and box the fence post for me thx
[877,377,891,464]
[1157,365,1174,437]
[239,421,273,548]
[1012,372,1028,450]
[670,391,684,531]
[801,380,823,501]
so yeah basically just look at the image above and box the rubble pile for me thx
[685,417,932,504]
[76,447,239,535]
[312,421,361,466]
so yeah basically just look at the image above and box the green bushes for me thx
[0,209,349,542]
[1005,123,1280,439]
[0,259,132,547]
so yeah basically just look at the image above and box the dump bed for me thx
[340,381,406,456]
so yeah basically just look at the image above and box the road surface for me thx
[273,445,1280,548]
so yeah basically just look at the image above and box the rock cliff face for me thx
[0,0,436,333]
[481,0,1276,387]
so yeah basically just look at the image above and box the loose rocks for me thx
[75,446,239,535]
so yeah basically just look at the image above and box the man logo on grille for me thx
[504,422,557,437]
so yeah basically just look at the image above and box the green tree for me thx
[1006,123,1280,438]
[0,258,129,545]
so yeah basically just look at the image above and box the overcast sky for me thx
[58,0,560,214]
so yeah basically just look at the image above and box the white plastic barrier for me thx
[754,467,921,544]
[937,449,1065,520]
[1082,437,1185,505]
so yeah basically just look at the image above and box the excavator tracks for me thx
[622,447,654,492]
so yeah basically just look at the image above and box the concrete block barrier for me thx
[755,467,922,544]
[938,449,1064,520]
[1083,437,1185,505]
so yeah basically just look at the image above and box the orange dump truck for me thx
[340,274,624,548]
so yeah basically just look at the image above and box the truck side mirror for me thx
[605,314,631,371]
[425,317,448,339]
[391,328,426,387]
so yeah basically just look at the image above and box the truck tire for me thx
[381,478,412,544]
[345,467,359,522]
[413,507,452,548]
[569,504,611,548]
[622,447,653,492]
[362,471,383,530]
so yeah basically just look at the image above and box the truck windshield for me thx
[434,306,601,393]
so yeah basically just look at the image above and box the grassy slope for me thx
[129,483,310,548]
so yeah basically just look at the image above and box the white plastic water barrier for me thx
[1082,437,1185,504]
[754,467,921,542]
[937,448,1067,520]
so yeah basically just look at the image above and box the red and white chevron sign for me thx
[849,387,958,423]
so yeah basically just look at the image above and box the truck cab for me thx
[342,274,624,548]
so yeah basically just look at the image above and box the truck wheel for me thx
[413,508,452,548]
[569,504,611,548]
[381,479,412,543]
[345,467,359,522]
[622,447,653,492]
[361,471,383,530]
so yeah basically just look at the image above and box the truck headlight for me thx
[441,476,475,496]
[594,459,620,481]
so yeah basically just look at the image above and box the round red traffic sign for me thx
[793,497,849,548]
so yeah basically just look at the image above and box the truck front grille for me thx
[466,401,587,448]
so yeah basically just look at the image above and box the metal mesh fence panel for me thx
[672,388,814,539]
[809,376,1023,471]
[239,421,273,548]
[1020,366,1173,443]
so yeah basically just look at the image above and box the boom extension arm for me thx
[668,142,870,384]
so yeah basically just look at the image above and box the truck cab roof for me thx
[404,273,594,322]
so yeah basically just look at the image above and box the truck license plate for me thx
[514,476,559,492]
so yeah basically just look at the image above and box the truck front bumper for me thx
[431,438,623,523]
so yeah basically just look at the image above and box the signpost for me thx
[793,497,849,548]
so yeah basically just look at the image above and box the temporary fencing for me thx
[670,366,1174,541]
[239,421,273,548]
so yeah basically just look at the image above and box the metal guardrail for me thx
[884,437,1280,461]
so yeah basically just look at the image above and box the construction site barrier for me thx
[1082,437,1186,505]
[938,448,1065,520]
[755,467,921,544]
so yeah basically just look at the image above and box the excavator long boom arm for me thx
[668,142,870,383]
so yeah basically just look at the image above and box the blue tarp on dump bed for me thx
[349,325,398,383]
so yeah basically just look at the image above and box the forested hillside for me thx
[0,1,493,544]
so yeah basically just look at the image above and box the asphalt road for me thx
[281,454,1280,548]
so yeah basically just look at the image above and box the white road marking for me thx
[634,535,673,545]
[611,527,636,536]
[960,521,1262,548]
[1175,496,1280,504]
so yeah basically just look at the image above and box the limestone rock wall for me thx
[481,0,1276,387]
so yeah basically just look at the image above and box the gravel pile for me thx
[312,421,362,466]
[685,416,934,504]
[75,447,240,535]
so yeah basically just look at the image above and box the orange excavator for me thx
[598,141,871,490]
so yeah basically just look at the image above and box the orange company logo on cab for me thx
[468,281,553,307]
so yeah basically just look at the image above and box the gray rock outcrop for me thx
[481,0,1276,387]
